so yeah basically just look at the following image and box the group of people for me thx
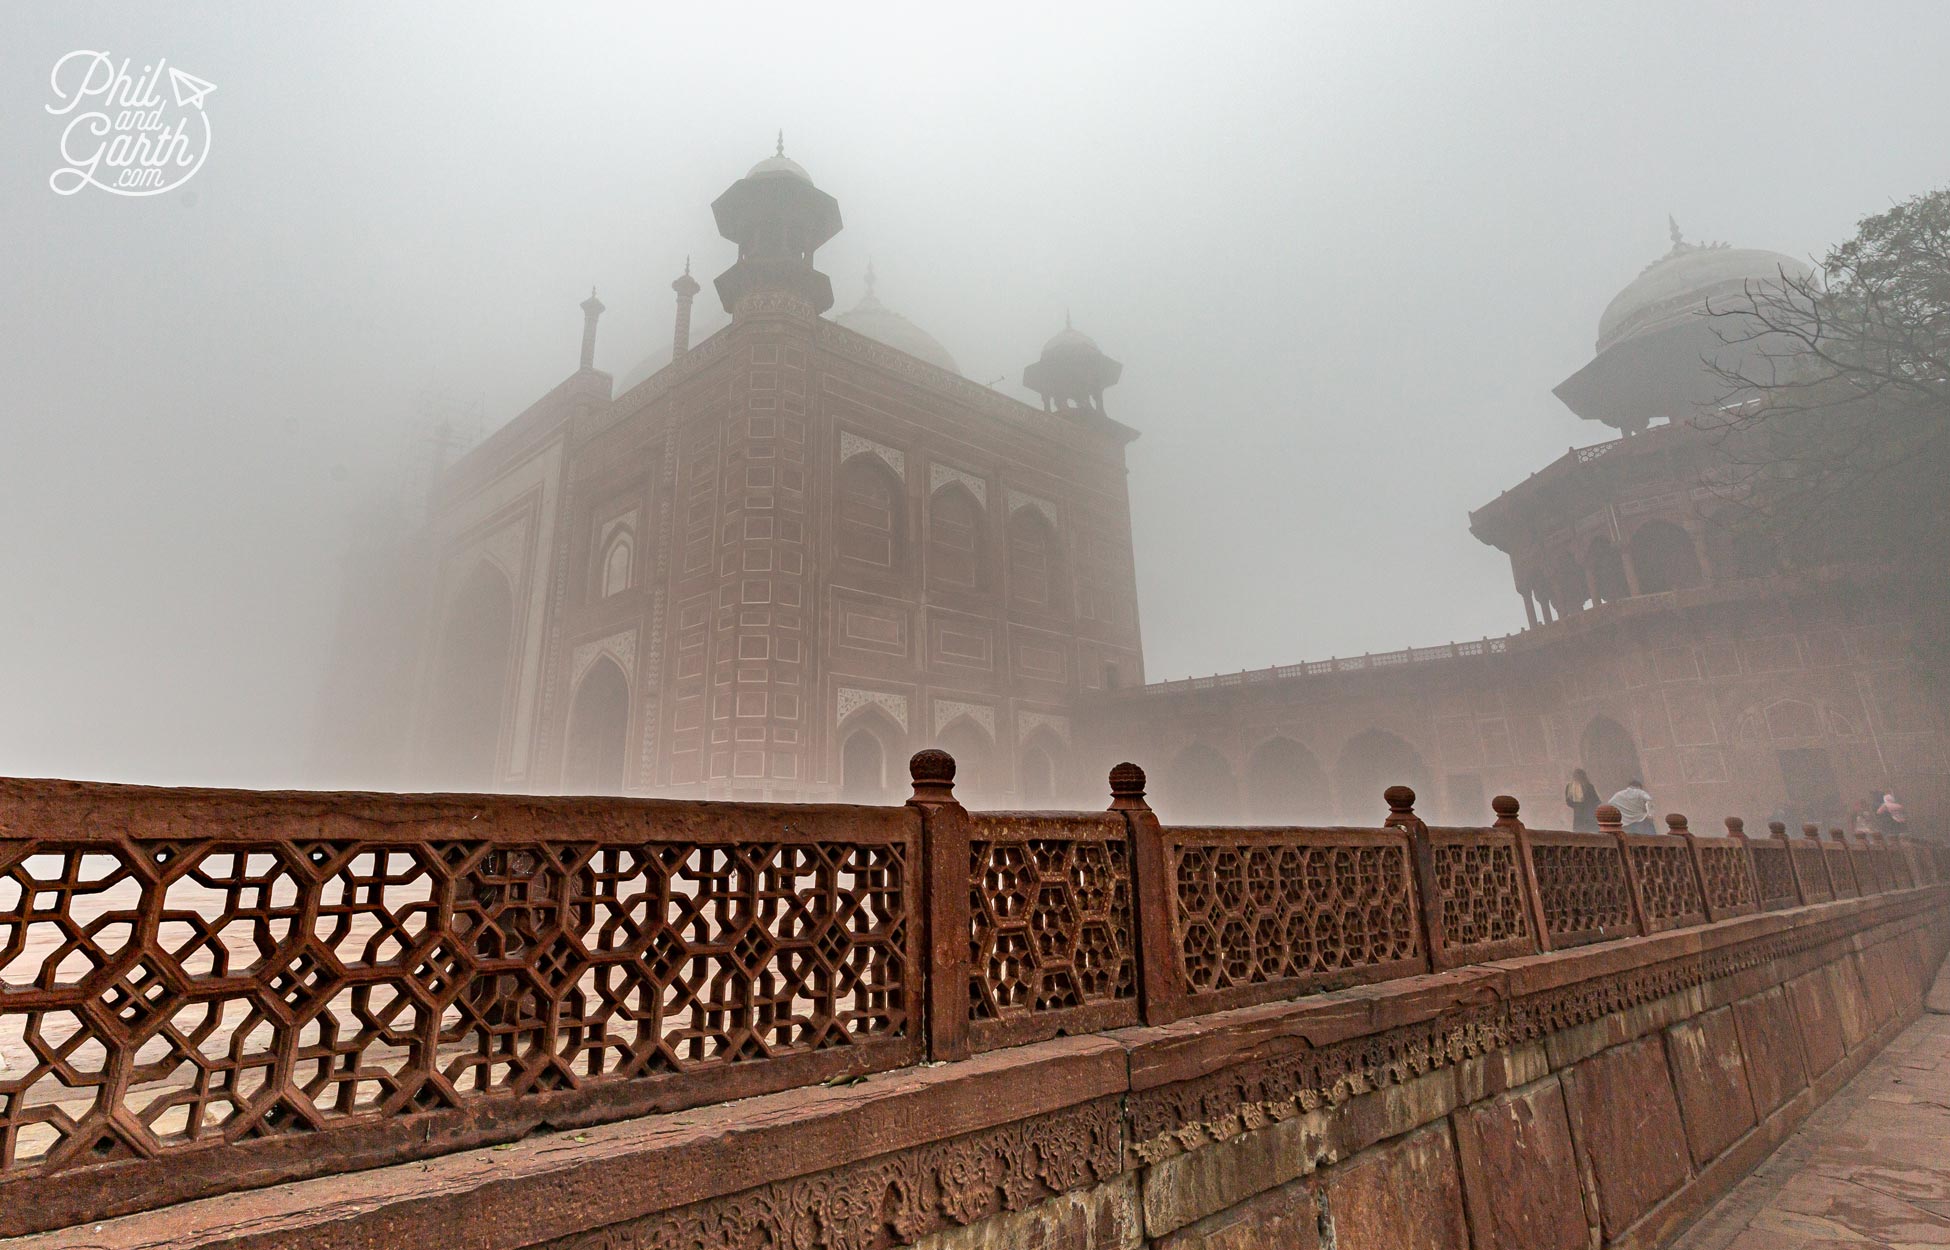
[1561,769,1909,838]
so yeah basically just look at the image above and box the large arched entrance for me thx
[1629,521,1705,594]
[1244,736,1331,823]
[425,563,515,790]
[1578,716,1643,800]
[839,709,902,802]
[1335,730,1430,823]
[562,657,630,794]
[1159,743,1240,824]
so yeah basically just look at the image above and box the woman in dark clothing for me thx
[1564,767,1600,832]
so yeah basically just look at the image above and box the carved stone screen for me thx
[1525,833,1636,948]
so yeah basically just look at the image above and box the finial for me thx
[1668,214,1684,248]
[590,285,597,299]
[1065,307,1072,330]
[907,749,957,807]
[683,255,691,276]
[776,129,785,158]
[864,258,877,295]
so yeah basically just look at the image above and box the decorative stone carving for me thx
[929,463,988,508]
[1015,710,1070,745]
[571,628,637,689]
[533,1096,1125,1250]
[1005,488,1057,527]
[839,430,905,480]
[933,699,994,738]
[837,686,908,732]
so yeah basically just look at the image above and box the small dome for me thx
[1041,324,1101,359]
[745,153,812,184]
[1595,231,1811,353]
[834,268,960,374]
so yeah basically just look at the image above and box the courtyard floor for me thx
[1673,965,1950,1250]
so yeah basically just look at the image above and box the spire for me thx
[776,129,785,158]
[1668,214,1685,250]
[671,259,701,358]
[578,286,606,372]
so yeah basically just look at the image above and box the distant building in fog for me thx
[320,161,1946,830]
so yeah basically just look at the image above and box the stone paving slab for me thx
[1673,964,1950,1250]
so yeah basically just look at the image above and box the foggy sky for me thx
[3,2,1948,787]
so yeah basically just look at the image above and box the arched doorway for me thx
[927,485,986,592]
[1588,538,1630,603]
[1244,736,1331,823]
[1006,509,1064,614]
[935,718,993,804]
[837,456,905,572]
[1160,743,1240,824]
[563,657,630,794]
[425,563,515,790]
[1578,716,1643,800]
[839,717,896,802]
[1629,521,1704,594]
[1335,730,1431,823]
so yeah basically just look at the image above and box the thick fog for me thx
[2,3,1947,787]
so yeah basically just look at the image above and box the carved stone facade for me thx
[410,152,1144,804]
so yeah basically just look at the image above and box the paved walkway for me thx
[1674,970,1950,1250]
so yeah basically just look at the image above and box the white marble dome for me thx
[834,269,960,374]
[1595,238,1812,354]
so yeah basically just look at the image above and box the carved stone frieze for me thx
[839,430,906,480]
[838,686,908,732]
[928,463,988,508]
[933,699,994,738]
[533,1096,1124,1250]
[1124,914,1866,1164]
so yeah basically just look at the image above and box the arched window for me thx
[563,657,630,793]
[1629,520,1704,594]
[599,531,634,598]
[840,724,890,801]
[1335,729,1431,823]
[1018,730,1064,805]
[1244,736,1331,823]
[1588,538,1630,603]
[1006,508,1063,613]
[935,718,993,803]
[927,485,985,592]
[426,562,515,790]
[1579,716,1643,799]
[1159,744,1240,824]
[837,456,904,571]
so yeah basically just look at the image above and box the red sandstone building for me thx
[392,155,1946,831]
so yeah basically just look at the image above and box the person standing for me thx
[1564,768,1600,832]
[1607,779,1657,835]
[1876,791,1907,836]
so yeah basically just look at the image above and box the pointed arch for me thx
[1578,715,1642,798]
[1017,726,1066,806]
[934,716,994,804]
[1244,736,1331,823]
[1628,520,1704,594]
[599,529,634,597]
[426,561,515,790]
[839,704,904,802]
[1159,743,1240,825]
[927,483,986,592]
[1006,506,1066,614]
[837,454,906,572]
[1335,730,1430,823]
[563,656,630,793]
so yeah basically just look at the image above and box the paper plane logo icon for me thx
[168,67,216,110]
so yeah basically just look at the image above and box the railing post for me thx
[1495,794,1552,954]
[1804,823,1838,897]
[1112,762,1189,1026]
[907,749,971,1062]
[1667,812,1715,920]
[1770,820,1808,904]
[1827,827,1862,896]
[1385,786,1443,971]
[1724,815,1763,912]
[1601,804,1650,935]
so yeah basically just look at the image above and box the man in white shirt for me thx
[1607,779,1656,834]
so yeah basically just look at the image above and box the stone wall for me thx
[34,882,1945,1250]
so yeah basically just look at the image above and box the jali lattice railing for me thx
[0,759,1938,1236]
